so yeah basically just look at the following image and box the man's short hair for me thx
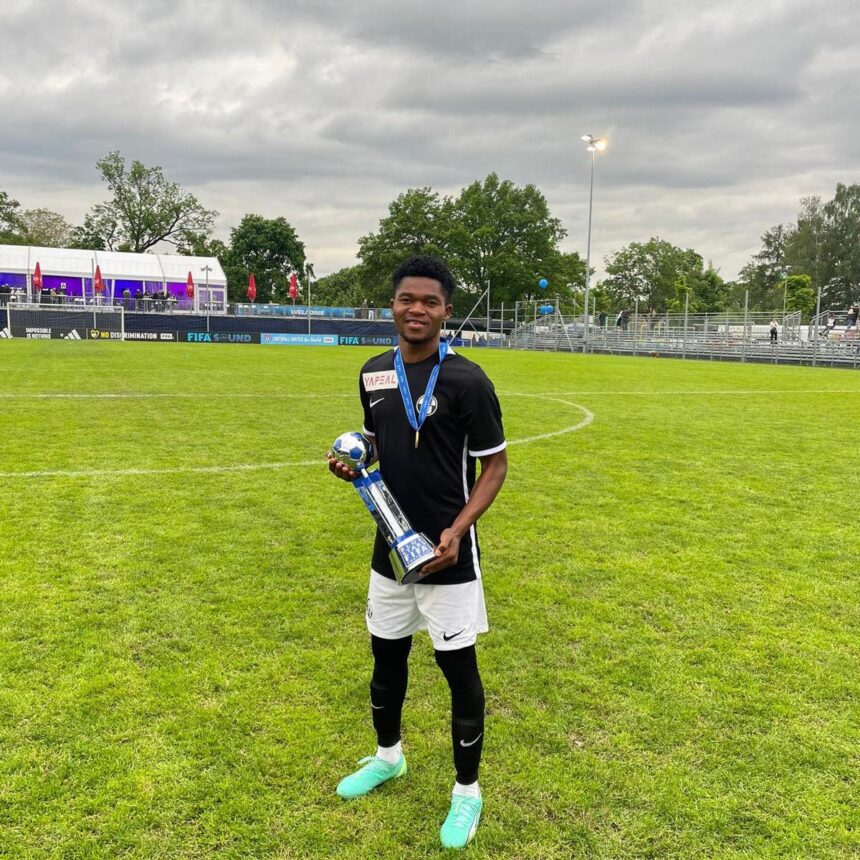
[392,256,456,301]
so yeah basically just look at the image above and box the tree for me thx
[782,197,824,295]
[743,184,860,312]
[541,251,588,313]
[784,273,815,317]
[693,266,730,313]
[17,208,74,247]
[443,173,567,311]
[600,238,710,312]
[80,151,217,253]
[357,188,448,306]
[69,212,117,250]
[818,183,860,308]
[737,224,791,310]
[0,190,23,244]
[312,265,367,307]
[224,214,306,303]
[175,232,229,261]
[357,175,569,314]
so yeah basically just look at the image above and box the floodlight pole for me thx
[200,265,212,314]
[812,284,822,367]
[486,279,491,342]
[580,134,606,354]
[583,147,595,353]
[306,264,313,335]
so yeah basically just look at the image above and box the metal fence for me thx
[509,309,860,368]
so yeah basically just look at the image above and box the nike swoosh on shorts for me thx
[443,629,465,642]
[370,397,385,407]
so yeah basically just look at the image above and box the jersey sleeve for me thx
[358,368,376,437]
[459,366,506,457]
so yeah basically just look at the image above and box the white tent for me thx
[0,244,227,310]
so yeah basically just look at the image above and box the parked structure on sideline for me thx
[0,244,227,312]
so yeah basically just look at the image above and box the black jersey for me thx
[359,347,506,585]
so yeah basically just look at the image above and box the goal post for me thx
[1,303,125,341]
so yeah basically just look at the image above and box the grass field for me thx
[0,340,858,859]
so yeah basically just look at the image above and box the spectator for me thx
[847,305,859,329]
[824,313,836,337]
[769,318,778,343]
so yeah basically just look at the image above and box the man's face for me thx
[391,276,452,345]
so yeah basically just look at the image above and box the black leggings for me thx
[370,634,412,747]
[369,635,485,784]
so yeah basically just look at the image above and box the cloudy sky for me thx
[2,0,858,280]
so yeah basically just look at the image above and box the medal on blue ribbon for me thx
[393,340,449,448]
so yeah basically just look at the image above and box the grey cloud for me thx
[276,0,636,58]
[1,0,858,280]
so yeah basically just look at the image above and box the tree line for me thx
[2,152,857,318]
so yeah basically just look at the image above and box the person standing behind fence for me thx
[847,306,859,330]
[769,319,778,343]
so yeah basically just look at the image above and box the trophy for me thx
[331,431,437,584]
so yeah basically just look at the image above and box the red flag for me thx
[94,265,104,293]
[33,262,42,290]
[247,273,257,303]
[289,272,298,299]
[186,271,195,299]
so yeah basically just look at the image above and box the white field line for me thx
[0,392,593,479]
[0,392,353,399]
[501,389,860,396]
[0,462,322,479]
[505,394,593,444]
[0,388,857,400]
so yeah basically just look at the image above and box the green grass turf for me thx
[0,340,858,859]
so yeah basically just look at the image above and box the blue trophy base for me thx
[390,531,438,584]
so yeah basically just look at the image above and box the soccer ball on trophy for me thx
[331,431,375,471]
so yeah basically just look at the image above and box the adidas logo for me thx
[63,329,82,340]
[0,327,10,339]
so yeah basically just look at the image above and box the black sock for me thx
[370,634,412,748]
[435,645,485,784]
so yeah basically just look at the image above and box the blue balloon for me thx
[540,304,553,315]
[538,278,548,289]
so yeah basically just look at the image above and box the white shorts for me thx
[366,570,489,651]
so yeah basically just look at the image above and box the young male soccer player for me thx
[327,255,507,849]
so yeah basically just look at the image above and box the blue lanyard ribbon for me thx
[393,340,449,447]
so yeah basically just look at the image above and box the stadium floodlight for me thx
[582,134,607,152]
[581,134,607,352]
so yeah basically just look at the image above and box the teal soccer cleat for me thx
[440,794,483,849]
[335,754,407,799]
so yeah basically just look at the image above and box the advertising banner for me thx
[11,326,84,340]
[122,331,178,342]
[260,333,338,346]
[338,335,397,347]
[181,332,261,344]
[88,329,125,340]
